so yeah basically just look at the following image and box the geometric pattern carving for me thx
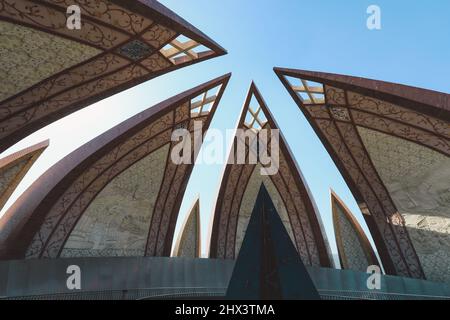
[275,67,450,280]
[0,140,49,212]
[331,190,379,272]
[117,39,153,61]
[0,0,226,152]
[209,83,333,268]
[0,74,231,259]
[172,198,201,258]
[329,107,351,122]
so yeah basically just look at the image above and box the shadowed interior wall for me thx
[358,127,450,283]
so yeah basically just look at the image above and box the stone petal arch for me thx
[0,0,226,152]
[0,140,49,211]
[0,73,230,259]
[209,82,333,268]
[275,67,450,281]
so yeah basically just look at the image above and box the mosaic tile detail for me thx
[117,39,153,61]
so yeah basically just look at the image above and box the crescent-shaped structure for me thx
[0,0,226,152]
[275,68,450,282]
[0,73,230,259]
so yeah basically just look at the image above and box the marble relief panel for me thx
[61,144,169,257]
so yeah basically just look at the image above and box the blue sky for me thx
[1,0,449,264]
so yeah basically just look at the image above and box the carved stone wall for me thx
[359,127,450,283]
[334,205,370,272]
[0,20,100,101]
[0,0,226,152]
[275,68,450,278]
[176,201,200,258]
[61,144,169,257]
[210,84,332,268]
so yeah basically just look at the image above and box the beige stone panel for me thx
[177,203,199,258]
[61,144,170,257]
[0,21,100,102]
[0,157,28,192]
[358,126,450,283]
[235,164,296,257]
[335,205,370,272]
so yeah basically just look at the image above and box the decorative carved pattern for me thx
[304,105,330,119]
[330,106,351,122]
[358,127,450,283]
[335,204,371,271]
[0,20,101,101]
[315,118,412,276]
[0,65,150,140]
[276,68,450,279]
[142,24,177,49]
[0,0,226,152]
[325,86,346,105]
[210,84,331,267]
[41,0,153,34]
[139,52,172,72]
[351,109,450,156]
[60,144,170,258]
[347,92,450,139]
[21,75,229,259]
[0,0,129,49]
[26,120,175,258]
[0,54,129,118]
[173,199,200,258]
